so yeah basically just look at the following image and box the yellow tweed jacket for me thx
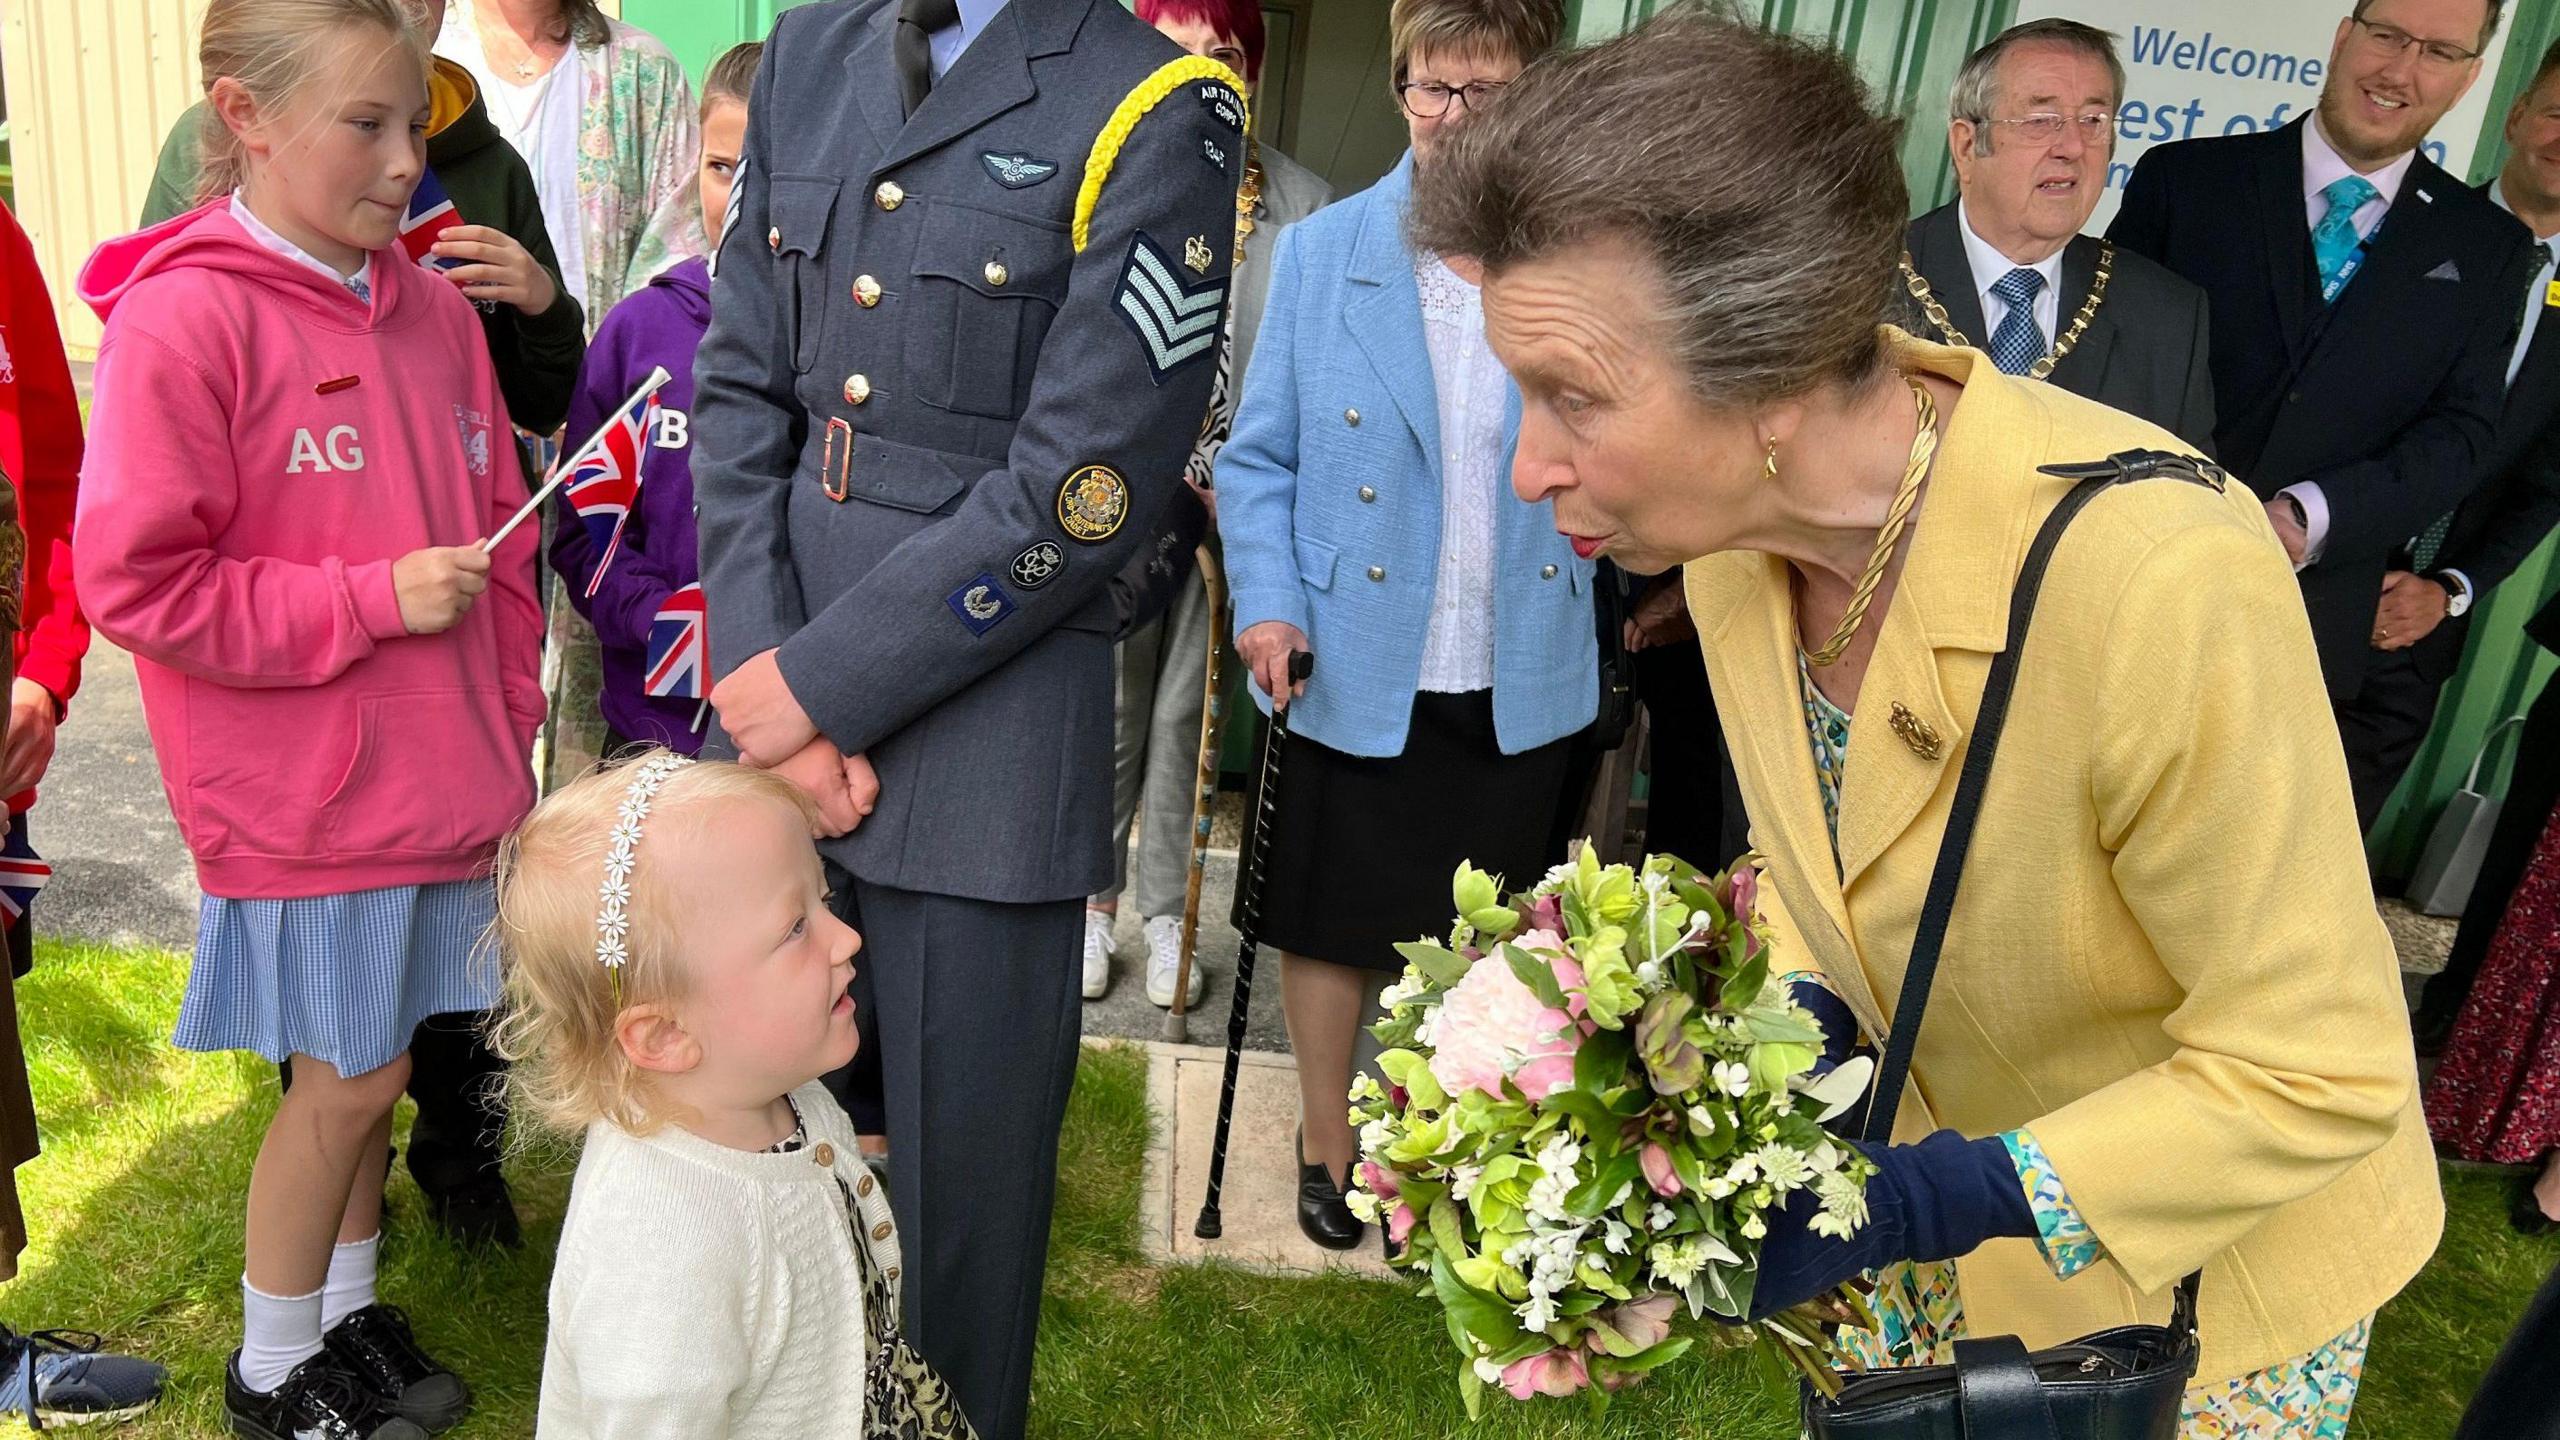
[1686,335,2440,1385]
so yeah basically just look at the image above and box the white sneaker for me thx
[1143,914,1202,1008]
[1081,908,1117,1000]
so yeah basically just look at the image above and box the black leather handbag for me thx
[1800,452,2225,1440]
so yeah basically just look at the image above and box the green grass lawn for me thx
[8,938,2551,1437]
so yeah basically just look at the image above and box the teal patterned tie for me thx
[2313,175,2380,302]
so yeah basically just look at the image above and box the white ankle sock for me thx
[320,1233,381,1332]
[239,1278,324,1395]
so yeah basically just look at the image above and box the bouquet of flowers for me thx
[1346,845,1879,1414]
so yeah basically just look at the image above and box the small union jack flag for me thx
[566,389,661,599]
[0,828,51,931]
[646,583,710,705]
[400,170,465,273]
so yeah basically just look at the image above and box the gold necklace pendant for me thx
[1804,378,1939,668]
[1899,242,2113,382]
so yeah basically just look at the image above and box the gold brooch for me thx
[1888,703,1942,761]
[1184,234,1214,275]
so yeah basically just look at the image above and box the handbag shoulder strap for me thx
[1860,449,2234,1143]
[1951,1336,2062,1440]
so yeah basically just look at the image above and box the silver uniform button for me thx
[1344,408,1361,427]
[1541,564,1559,579]
[843,374,872,405]
[1367,566,1386,582]
[1358,486,1377,503]
[875,181,906,211]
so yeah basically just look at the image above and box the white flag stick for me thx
[482,365,672,553]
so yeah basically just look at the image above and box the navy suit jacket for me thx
[2108,118,2536,699]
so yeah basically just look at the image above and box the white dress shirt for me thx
[1956,198,2065,349]
[2277,116,2421,569]
[931,0,1010,79]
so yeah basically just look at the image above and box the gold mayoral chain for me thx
[1898,242,2113,383]
[1233,138,1265,267]
[1803,377,1939,668]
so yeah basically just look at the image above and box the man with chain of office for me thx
[1899,18,2219,449]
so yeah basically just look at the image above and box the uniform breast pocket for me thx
[769,174,843,374]
[906,201,1067,420]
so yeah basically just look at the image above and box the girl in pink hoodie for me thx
[73,3,540,1434]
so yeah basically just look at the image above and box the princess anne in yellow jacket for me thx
[1408,13,2439,1436]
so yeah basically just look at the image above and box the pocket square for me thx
[2425,260,2463,282]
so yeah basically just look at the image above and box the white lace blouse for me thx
[1413,251,1505,694]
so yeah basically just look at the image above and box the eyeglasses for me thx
[1397,80,1510,119]
[2348,16,2482,70]
[1982,111,2118,146]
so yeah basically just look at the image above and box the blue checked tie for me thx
[2313,175,2379,302]
[1987,267,2048,376]
[346,275,372,305]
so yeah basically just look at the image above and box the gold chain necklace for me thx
[1898,242,2112,382]
[1803,378,1939,668]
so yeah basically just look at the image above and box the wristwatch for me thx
[2428,571,2473,619]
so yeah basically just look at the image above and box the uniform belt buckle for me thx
[823,417,854,503]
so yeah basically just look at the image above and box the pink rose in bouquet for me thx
[1427,929,1586,1102]
[1499,1348,1591,1401]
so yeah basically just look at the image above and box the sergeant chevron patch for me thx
[1114,230,1226,385]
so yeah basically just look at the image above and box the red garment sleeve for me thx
[0,201,94,710]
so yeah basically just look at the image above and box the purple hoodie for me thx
[553,257,711,752]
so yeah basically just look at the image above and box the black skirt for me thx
[1236,690,1585,972]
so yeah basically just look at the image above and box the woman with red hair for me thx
[1084,0,1337,1008]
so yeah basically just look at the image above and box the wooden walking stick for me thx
[1195,647,1312,1241]
[1164,545,1231,1046]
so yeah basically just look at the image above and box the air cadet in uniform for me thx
[690,1,1246,1436]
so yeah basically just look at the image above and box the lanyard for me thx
[2322,207,2387,305]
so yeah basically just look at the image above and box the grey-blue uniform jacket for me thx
[694,0,1246,903]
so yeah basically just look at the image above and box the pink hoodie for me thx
[75,202,543,899]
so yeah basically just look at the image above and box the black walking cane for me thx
[1193,647,1312,1241]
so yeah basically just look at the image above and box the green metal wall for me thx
[624,0,2560,869]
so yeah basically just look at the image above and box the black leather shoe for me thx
[1296,1132,1363,1251]
[2512,1166,2560,1237]
[225,1349,428,1440]
[418,1175,521,1250]
[323,1306,470,1432]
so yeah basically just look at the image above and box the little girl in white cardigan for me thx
[490,752,976,1439]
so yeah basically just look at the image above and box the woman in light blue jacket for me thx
[1215,0,1591,1253]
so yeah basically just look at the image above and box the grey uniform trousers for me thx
[853,879,1082,1440]
[1096,572,1214,918]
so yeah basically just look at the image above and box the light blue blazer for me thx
[1216,153,1598,759]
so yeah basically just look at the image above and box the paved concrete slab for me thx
[1139,1039,1398,1280]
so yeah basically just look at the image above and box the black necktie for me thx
[895,0,962,118]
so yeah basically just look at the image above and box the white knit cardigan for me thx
[537,1082,900,1438]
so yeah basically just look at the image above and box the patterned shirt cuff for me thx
[2003,1129,2105,1280]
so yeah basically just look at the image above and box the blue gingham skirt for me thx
[174,880,497,1078]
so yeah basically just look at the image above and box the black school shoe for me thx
[322,1306,471,1432]
[417,1174,522,1250]
[225,1349,429,1440]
